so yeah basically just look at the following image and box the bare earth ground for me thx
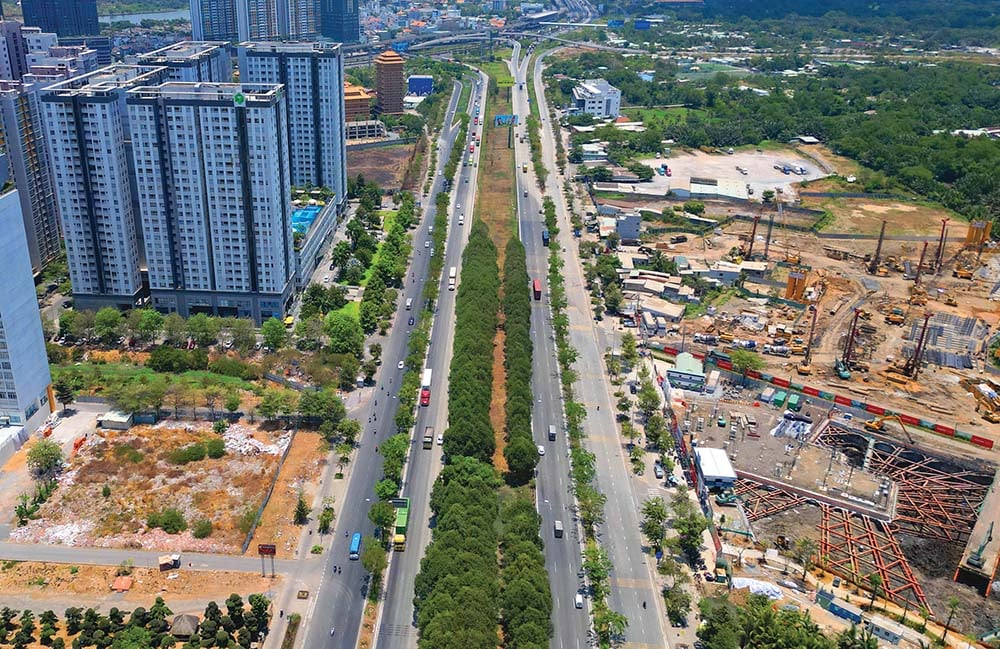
[475,86,516,471]
[800,194,957,237]
[249,431,327,559]
[347,143,416,190]
[10,422,289,553]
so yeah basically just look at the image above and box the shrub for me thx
[208,357,258,380]
[168,443,206,465]
[192,519,213,539]
[147,508,187,534]
[205,438,226,459]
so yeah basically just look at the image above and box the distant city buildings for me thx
[41,65,167,311]
[374,50,404,115]
[0,80,62,274]
[0,174,53,433]
[238,41,346,211]
[22,0,98,37]
[320,0,359,43]
[135,41,232,82]
[127,82,295,322]
[191,0,240,41]
[572,78,621,118]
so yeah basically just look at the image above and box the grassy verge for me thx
[51,363,255,394]
[457,76,472,122]
[279,614,300,649]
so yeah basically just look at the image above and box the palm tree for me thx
[866,573,882,610]
[594,608,628,643]
[793,537,819,579]
[941,596,960,643]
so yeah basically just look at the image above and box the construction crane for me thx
[863,414,915,445]
[867,220,887,275]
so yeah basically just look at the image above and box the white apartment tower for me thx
[40,65,166,310]
[0,183,53,432]
[0,80,61,274]
[238,41,346,212]
[127,82,294,323]
[135,41,232,83]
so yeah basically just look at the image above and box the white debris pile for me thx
[93,529,235,554]
[730,578,782,600]
[10,520,94,546]
[222,423,290,456]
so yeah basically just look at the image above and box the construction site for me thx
[650,207,1000,641]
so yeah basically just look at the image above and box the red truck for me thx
[420,369,432,406]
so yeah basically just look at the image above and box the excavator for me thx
[863,414,915,445]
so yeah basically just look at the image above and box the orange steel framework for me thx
[734,479,807,521]
[819,505,930,613]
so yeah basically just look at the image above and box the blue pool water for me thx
[292,205,322,234]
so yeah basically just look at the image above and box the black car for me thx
[408,316,415,326]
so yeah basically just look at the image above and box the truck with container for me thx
[420,369,432,406]
[763,344,791,357]
[158,554,181,571]
[422,426,434,449]
[391,498,410,551]
[548,425,557,441]
[541,229,550,246]
[522,163,528,173]
[533,278,542,300]
[448,266,457,291]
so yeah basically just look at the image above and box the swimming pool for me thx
[292,205,322,234]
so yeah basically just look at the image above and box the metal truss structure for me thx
[734,479,807,521]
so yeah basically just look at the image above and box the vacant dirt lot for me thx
[347,143,416,190]
[800,194,958,236]
[10,422,290,553]
[249,431,327,559]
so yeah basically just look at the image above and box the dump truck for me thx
[885,312,905,325]
[391,498,410,551]
[158,554,181,571]
[422,426,434,449]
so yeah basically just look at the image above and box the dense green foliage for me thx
[697,594,879,649]
[499,497,553,647]
[359,191,416,333]
[502,239,538,484]
[414,458,501,649]
[444,221,500,463]
[551,53,1000,225]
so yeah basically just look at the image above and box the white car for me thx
[537,445,545,456]
[436,434,443,445]
[424,241,430,248]
[397,360,405,370]
[323,275,330,283]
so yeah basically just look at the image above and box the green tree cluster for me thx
[413,458,501,649]
[501,239,538,484]
[444,221,500,463]
[358,194,412,334]
[499,497,553,647]
[299,284,348,321]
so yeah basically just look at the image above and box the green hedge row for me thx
[414,458,501,649]
[359,193,414,333]
[501,239,537,485]
[443,221,499,463]
[499,496,553,648]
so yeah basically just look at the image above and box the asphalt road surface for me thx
[509,44,592,649]
[300,80,468,649]
[374,68,490,649]
[530,50,670,647]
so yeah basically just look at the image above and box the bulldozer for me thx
[796,362,813,376]
[954,267,974,280]
[908,294,927,306]
[944,295,959,306]
[885,312,905,325]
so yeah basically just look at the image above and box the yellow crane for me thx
[863,414,915,445]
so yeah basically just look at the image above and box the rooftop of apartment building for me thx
[374,50,404,65]
[138,40,229,64]
[344,81,372,100]
[239,41,341,55]
[574,78,618,96]
[43,64,165,96]
[127,81,282,104]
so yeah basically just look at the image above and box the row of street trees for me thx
[358,192,415,334]
[501,239,538,484]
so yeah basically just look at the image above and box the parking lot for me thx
[636,148,829,200]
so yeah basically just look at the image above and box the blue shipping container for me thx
[634,19,650,30]
[608,18,624,27]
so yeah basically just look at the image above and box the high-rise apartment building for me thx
[239,0,285,40]
[320,0,359,43]
[57,36,110,65]
[22,0,99,37]
[127,82,294,322]
[191,0,240,41]
[136,41,232,83]
[238,41,346,210]
[0,80,61,274]
[288,0,319,39]
[0,21,30,80]
[0,182,53,432]
[40,65,166,311]
[374,50,404,115]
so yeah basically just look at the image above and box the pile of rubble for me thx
[9,520,94,546]
[222,423,290,456]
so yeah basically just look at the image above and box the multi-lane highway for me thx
[508,44,592,649]
[528,45,669,647]
[300,78,472,649]
[374,68,490,649]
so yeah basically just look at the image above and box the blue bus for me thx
[349,533,362,560]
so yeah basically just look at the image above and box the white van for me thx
[553,520,563,538]
[405,298,413,311]
[574,594,584,609]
